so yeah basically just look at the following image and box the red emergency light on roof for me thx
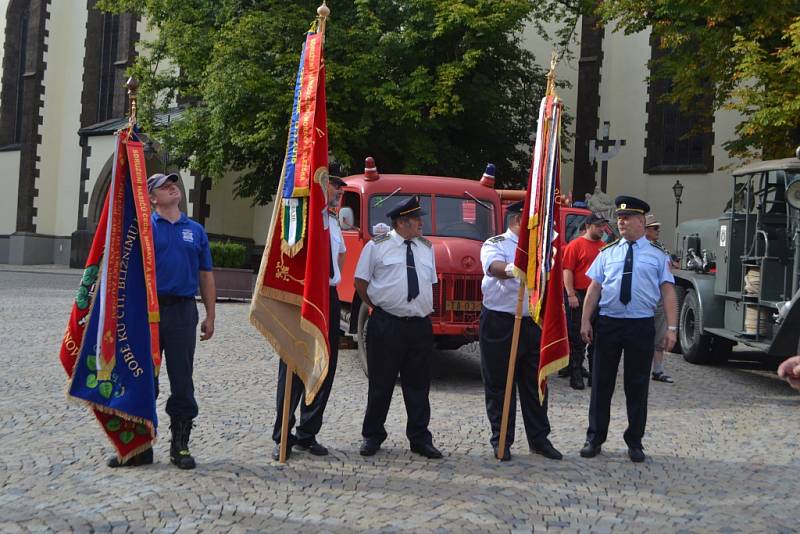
[364,157,379,181]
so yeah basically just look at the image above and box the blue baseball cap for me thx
[147,172,179,193]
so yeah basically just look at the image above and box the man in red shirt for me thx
[562,213,608,389]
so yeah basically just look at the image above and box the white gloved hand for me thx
[504,262,515,278]
[372,222,391,235]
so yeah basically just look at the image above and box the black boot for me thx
[170,417,196,470]
[570,364,585,390]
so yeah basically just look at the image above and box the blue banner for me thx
[69,176,158,431]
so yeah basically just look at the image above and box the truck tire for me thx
[671,285,687,354]
[356,304,369,377]
[680,289,714,364]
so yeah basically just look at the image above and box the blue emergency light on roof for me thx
[364,156,379,181]
[479,163,496,188]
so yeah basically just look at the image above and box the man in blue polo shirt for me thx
[131,172,215,469]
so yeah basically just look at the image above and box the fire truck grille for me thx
[432,274,483,324]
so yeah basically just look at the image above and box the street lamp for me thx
[672,180,684,227]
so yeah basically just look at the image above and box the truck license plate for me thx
[445,300,482,312]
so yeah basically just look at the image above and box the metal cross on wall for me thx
[589,121,626,193]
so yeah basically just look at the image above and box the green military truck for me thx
[674,149,800,364]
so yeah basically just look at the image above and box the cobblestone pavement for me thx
[1,269,798,533]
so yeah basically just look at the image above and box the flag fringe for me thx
[280,240,305,257]
[260,286,303,306]
[247,311,327,404]
[64,394,157,462]
[298,315,329,404]
[537,353,569,403]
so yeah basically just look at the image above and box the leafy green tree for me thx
[99,0,546,203]
[531,0,800,160]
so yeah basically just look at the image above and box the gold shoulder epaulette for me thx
[418,236,432,248]
[651,240,668,254]
[601,239,620,251]
[488,235,505,244]
[372,233,391,244]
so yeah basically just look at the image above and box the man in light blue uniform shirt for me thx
[578,196,677,463]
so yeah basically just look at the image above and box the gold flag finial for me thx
[545,51,558,96]
[126,76,139,127]
[317,1,330,38]
[545,50,558,96]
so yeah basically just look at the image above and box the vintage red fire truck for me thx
[335,158,615,373]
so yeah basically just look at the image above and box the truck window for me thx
[368,194,432,236]
[341,191,361,229]
[765,170,786,215]
[435,196,495,241]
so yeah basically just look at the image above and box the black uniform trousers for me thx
[155,296,199,419]
[361,307,434,447]
[566,289,587,371]
[479,308,551,449]
[586,315,655,449]
[272,286,340,444]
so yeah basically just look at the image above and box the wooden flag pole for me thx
[496,51,559,461]
[496,282,526,459]
[279,363,294,463]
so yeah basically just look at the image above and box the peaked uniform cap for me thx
[614,195,650,215]
[386,196,427,219]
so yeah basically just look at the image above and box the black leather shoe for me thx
[628,447,646,463]
[531,440,563,460]
[296,438,329,456]
[410,442,443,459]
[271,442,293,461]
[359,440,380,457]
[580,441,602,458]
[557,367,570,378]
[493,445,511,461]
[570,368,585,390]
[107,447,153,468]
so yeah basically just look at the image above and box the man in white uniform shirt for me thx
[270,173,348,461]
[354,195,443,459]
[479,201,562,462]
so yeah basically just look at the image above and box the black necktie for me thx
[404,240,419,301]
[329,246,334,279]
[620,241,634,304]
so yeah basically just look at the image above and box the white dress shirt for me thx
[354,229,437,318]
[329,214,346,286]
[480,229,530,316]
